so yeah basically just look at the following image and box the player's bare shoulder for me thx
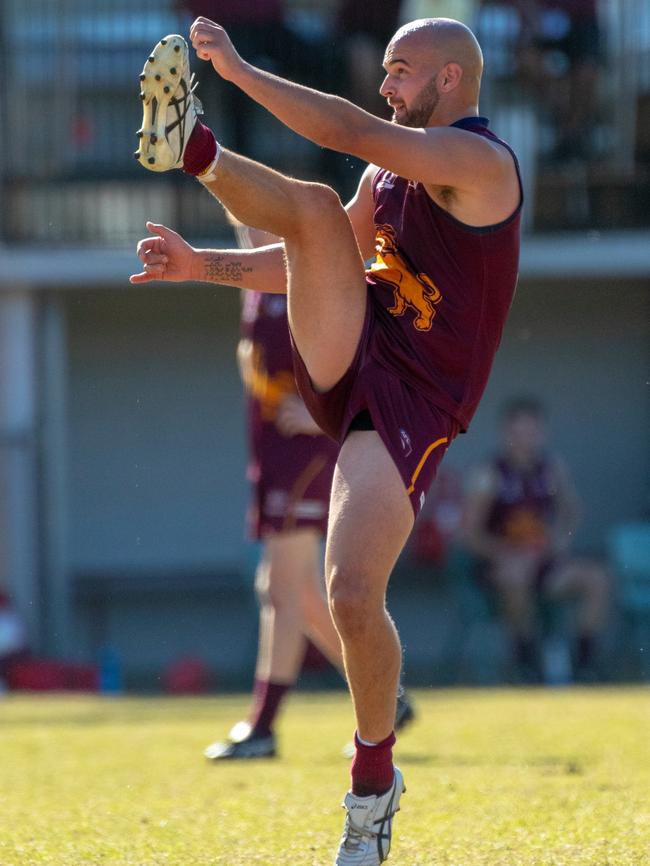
[421,126,520,226]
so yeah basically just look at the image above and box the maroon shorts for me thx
[248,426,337,540]
[291,302,460,517]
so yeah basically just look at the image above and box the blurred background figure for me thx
[204,221,344,759]
[512,0,602,162]
[410,468,465,571]
[0,585,29,692]
[177,1,342,161]
[335,0,401,116]
[334,0,480,119]
[463,397,609,683]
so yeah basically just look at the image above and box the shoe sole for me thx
[135,35,188,172]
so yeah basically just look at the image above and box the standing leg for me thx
[298,559,345,670]
[205,529,341,759]
[245,531,319,745]
[254,532,320,684]
[252,529,348,732]
[326,432,413,781]
[326,431,412,866]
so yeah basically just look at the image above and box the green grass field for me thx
[1,688,648,865]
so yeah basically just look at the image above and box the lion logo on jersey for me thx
[368,224,442,331]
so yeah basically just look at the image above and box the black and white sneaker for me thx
[204,724,276,760]
[135,34,202,172]
[334,768,405,865]
[394,688,415,732]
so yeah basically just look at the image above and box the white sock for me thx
[197,141,222,184]
[356,734,378,747]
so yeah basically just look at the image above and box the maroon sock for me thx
[250,680,291,738]
[351,731,396,797]
[182,120,218,176]
[247,677,267,723]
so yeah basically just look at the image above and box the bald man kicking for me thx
[132,17,522,865]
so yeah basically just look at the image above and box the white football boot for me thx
[135,34,203,172]
[203,731,276,760]
[334,768,405,865]
[204,721,276,760]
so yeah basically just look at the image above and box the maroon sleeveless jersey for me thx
[241,290,297,426]
[241,291,337,537]
[487,456,558,546]
[366,116,522,431]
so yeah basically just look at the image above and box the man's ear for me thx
[440,62,463,92]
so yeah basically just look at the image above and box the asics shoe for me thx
[134,34,202,172]
[204,727,276,760]
[334,768,405,865]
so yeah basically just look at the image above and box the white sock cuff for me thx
[196,141,222,184]
[356,734,378,747]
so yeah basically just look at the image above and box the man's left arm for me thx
[188,18,510,192]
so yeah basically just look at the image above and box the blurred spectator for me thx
[178,2,341,156]
[336,0,402,116]
[163,656,211,694]
[411,468,464,568]
[463,396,609,682]
[399,1,478,28]
[0,588,28,691]
[506,1,602,160]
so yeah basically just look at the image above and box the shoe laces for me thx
[341,811,377,852]
[189,73,203,115]
[169,73,203,116]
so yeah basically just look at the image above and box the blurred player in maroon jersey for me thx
[132,14,521,863]
[463,397,609,682]
[203,223,341,759]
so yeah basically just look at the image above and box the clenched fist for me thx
[189,17,244,81]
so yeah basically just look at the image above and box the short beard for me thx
[394,75,440,128]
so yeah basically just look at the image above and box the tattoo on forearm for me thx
[204,255,253,283]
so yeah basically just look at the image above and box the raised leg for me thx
[202,150,368,391]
